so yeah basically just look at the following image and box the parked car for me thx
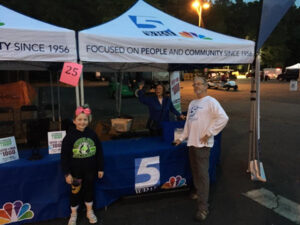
[277,70,299,81]
[207,73,238,91]
[263,68,282,79]
[246,71,269,81]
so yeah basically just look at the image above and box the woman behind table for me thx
[137,83,185,136]
[61,105,104,225]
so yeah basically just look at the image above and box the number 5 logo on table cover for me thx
[135,156,160,189]
[59,62,83,87]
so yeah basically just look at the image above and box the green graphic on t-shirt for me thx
[72,137,96,158]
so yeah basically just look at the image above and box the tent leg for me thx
[80,62,85,106]
[56,72,62,130]
[248,75,255,172]
[50,72,55,122]
[118,72,124,117]
[249,54,266,182]
[255,54,261,166]
[75,85,80,107]
[114,73,118,115]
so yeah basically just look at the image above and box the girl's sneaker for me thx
[68,214,77,225]
[194,210,209,221]
[87,210,98,224]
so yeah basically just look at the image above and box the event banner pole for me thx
[248,71,255,172]
[250,54,266,182]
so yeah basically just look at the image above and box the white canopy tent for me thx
[79,0,255,72]
[0,4,77,70]
[78,0,255,115]
[286,63,300,70]
[0,4,78,129]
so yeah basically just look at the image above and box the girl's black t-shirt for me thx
[60,127,104,176]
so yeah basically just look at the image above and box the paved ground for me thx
[30,79,300,225]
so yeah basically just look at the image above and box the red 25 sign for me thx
[65,66,79,76]
[59,62,83,86]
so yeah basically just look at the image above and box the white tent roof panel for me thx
[286,63,300,69]
[79,0,254,66]
[0,4,77,63]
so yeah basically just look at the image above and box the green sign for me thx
[0,138,12,148]
[52,133,62,139]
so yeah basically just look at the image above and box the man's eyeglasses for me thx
[192,82,204,87]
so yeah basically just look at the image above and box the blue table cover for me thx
[0,133,221,224]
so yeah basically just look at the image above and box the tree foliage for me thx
[1,0,300,67]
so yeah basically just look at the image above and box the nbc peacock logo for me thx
[179,31,212,40]
[0,201,34,224]
[161,175,186,189]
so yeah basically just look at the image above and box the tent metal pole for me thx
[79,62,84,106]
[75,86,80,107]
[255,54,261,174]
[114,73,118,115]
[56,72,62,130]
[49,72,55,122]
[248,75,255,171]
[118,72,124,117]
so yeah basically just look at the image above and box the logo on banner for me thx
[0,22,4,26]
[161,175,186,189]
[129,15,177,37]
[135,156,160,194]
[179,31,212,40]
[129,15,212,40]
[0,201,34,224]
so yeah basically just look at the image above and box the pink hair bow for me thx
[75,107,91,116]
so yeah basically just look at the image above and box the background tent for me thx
[78,0,255,72]
[0,4,77,70]
[0,4,78,134]
[286,63,300,69]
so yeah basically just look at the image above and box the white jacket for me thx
[179,96,229,148]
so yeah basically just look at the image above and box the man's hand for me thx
[174,139,182,146]
[65,174,73,184]
[98,171,104,179]
[179,115,186,120]
[138,82,144,90]
[200,135,211,145]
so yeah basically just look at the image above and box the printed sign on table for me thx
[59,62,83,86]
[48,131,66,154]
[170,71,181,113]
[0,136,19,164]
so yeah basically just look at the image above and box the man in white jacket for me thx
[175,76,229,221]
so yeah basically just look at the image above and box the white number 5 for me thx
[135,156,160,189]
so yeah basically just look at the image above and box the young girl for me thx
[61,105,104,225]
